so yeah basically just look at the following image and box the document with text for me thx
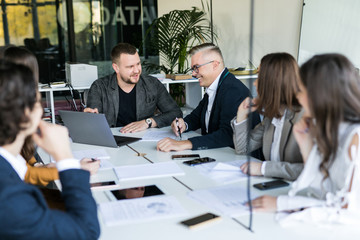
[141,130,179,141]
[188,185,260,217]
[99,195,187,226]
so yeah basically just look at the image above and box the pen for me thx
[176,117,182,140]
[91,158,97,162]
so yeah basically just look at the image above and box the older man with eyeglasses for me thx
[157,43,260,152]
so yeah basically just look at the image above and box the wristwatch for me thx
[146,118,152,128]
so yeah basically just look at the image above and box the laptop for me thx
[59,110,141,148]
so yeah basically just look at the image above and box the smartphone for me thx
[171,154,200,160]
[253,180,289,190]
[183,157,215,166]
[180,213,221,229]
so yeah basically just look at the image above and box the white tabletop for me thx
[38,127,360,239]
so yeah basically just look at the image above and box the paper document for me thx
[72,149,110,160]
[114,162,185,181]
[99,195,187,226]
[194,160,248,184]
[72,149,113,170]
[97,159,114,170]
[141,130,179,141]
[188,185,260,217]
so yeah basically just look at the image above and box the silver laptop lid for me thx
[59,110,119,148]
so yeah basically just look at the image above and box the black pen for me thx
[91,158,97,162]
[176,117,182,140]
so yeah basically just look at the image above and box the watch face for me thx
[146,118,152,127]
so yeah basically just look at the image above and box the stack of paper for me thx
[99,195,187,226]
[114,162,185,181]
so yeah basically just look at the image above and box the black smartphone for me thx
[171,154,200,160]
[183,157,215,166]
[180,213,221,229]
[253,180,289,190]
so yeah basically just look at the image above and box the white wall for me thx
[158,0,303,68]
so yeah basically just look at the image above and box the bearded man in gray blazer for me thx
[85,43,182,133]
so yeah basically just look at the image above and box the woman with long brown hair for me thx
[250,54,360,221]
[232,52,303,180]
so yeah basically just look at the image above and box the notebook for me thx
[59,110,141,148]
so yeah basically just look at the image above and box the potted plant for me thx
[142,5,215,106]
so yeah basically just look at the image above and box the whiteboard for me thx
[298,0,360,68]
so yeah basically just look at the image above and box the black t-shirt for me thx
[116,85,137,127]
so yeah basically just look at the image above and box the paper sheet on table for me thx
[51,149,114,170]
[141,130,179,141]
[188,185,260,217]
[114,162,185,181]
[99,195,187,226]
[72,149,110,160]
[194,160,248,184]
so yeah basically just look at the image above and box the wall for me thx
[157,0,303,68]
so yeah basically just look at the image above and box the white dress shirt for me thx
[260,110,286,175]
[0,147,27,180]
[270,110,287,161]
[0,147,80,181]
[205,69,225,132]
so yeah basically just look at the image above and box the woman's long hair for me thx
[300,54,360,179]
[256,52,301,119]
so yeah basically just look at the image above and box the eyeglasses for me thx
[191,61,214,73]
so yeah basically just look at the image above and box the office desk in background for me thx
[39,85,90,124]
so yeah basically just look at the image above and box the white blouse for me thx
[276,123,360,225]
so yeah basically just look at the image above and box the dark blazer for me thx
[232,109,303,180]
[0,156,100,240]
[185,68,260,150]
[87,73,182,127]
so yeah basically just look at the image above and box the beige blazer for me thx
[231,109,303,180]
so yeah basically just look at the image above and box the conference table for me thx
[38,127,359,240]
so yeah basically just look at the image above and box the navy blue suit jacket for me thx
[185,68,260,150]
[0,155,100,240]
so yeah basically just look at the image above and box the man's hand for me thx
[120,118,158,133]
[84,107,99,114]
[171,118,186,136]
[247,195,278,212]
[120,120,149,133]
[157,138,192,152]
[80,158,100,175]
[32,121,73,162]
[240,162,262,176]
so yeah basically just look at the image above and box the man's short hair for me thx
[111,43,138,63]
[188,43,224,62]
[0,60,37,145]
